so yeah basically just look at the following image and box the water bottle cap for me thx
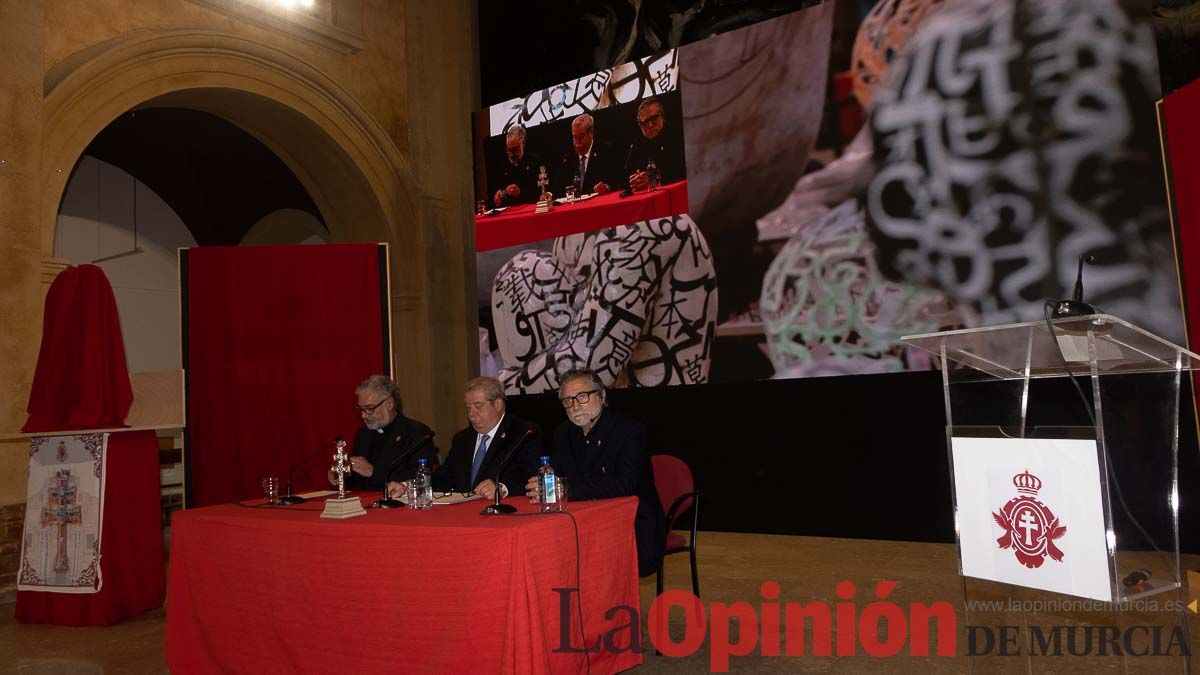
[540,455,550,464]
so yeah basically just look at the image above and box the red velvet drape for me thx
[185,244,386,507]
[17,265,164,625]
[1163,81,1200,392]
[22,264,132,432]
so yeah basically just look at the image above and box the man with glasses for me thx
[329,374,437,492]
[626,96,686,193]
[387,377,541,502]
[492,124,541,208]
[523,368,665,577]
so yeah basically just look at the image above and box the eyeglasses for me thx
[355,397,390,415]
[560,389,598,408]
[637,112,663,128]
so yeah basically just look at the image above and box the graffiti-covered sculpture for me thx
[492,215,718,394]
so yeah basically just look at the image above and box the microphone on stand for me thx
[278,436,342,505]
[481,428,537,515]
[1050,255,1097,319]
[619,142,636,198]
[371,432,434,509]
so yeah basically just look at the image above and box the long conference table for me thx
[165,495,643,674]
[476,180,689,252]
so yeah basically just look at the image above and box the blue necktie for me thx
[578,155,586,185]
[470,434,490,485]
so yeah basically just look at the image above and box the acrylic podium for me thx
[903,314,1194,671]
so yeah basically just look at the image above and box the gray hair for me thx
[505,125,527,143]
[355,374,401,409]
[465,376,506,403]
[571,114,594,134]
[558,368,605,398]
[637,97,663,118]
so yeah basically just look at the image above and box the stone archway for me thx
[40,29,442,421]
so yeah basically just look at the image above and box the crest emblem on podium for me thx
[992,470,1067,568]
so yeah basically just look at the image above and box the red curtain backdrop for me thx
[1163,81,1200,388]
[18,265,163,625]
[186,244,387,507]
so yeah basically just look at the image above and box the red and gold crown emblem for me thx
[993,470,1066,568]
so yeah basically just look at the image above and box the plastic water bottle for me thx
[537,455,558,513]
[409,458,432,510]
[646,159,660,191]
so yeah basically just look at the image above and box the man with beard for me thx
[492,124,541,207]
[524,368,666,577]
[331,374,437,491]
[387,377,542,501]
[626,96,686,192]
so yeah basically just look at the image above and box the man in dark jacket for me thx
[626,96,686,192]
[525,368,666,577]
[492,124,542,207]
[332,374,437,492]
[389,376,541,501]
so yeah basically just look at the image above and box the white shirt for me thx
[577,141,593,181]
[475,410,504,451]
[475,415,507,496]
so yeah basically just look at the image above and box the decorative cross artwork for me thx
[40,469,82,573]
[332,440,351,499]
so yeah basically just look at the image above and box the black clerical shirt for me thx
[346,413,437,492]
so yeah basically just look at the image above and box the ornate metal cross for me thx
[332,440,351,499]
[40,469,82,573]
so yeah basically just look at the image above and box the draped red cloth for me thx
[184,244,386,507]
[166,497,643,674]
[1162,81,1200,392]
[17,265,164,625]
[474,180,688,251]
[22,264,132,432]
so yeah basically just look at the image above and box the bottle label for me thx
[542,474,557,503]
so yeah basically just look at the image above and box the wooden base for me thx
[320,496,366,519]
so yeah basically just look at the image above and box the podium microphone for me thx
[481,428,537,515]
[371,432,433,509]
[279,436,342,505]
[1049,255,1096,319]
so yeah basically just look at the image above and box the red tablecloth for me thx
[165,496,643,674]
[16,430,166,625]
[476,180,689,251]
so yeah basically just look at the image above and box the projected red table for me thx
[165,496,642,674]
[476,180,688,251]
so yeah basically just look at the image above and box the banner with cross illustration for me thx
[17,433,108,594]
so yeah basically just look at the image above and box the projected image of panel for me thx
[474,0,1185,391]
[474,52,689,244]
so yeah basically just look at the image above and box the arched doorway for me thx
[40,29,442,422]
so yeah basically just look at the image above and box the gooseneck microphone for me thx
[619,143,636,198]
[481,428,537,516]
[278,436,342,505]
[371,432,433,509]
[1050,255,1097,318]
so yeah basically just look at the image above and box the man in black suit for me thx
[331,374,437,492]
[524,368,666,578]
[627,96,686,192]
[389,376,541,502]
[492,125,542,207]
[560,113,615,196]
